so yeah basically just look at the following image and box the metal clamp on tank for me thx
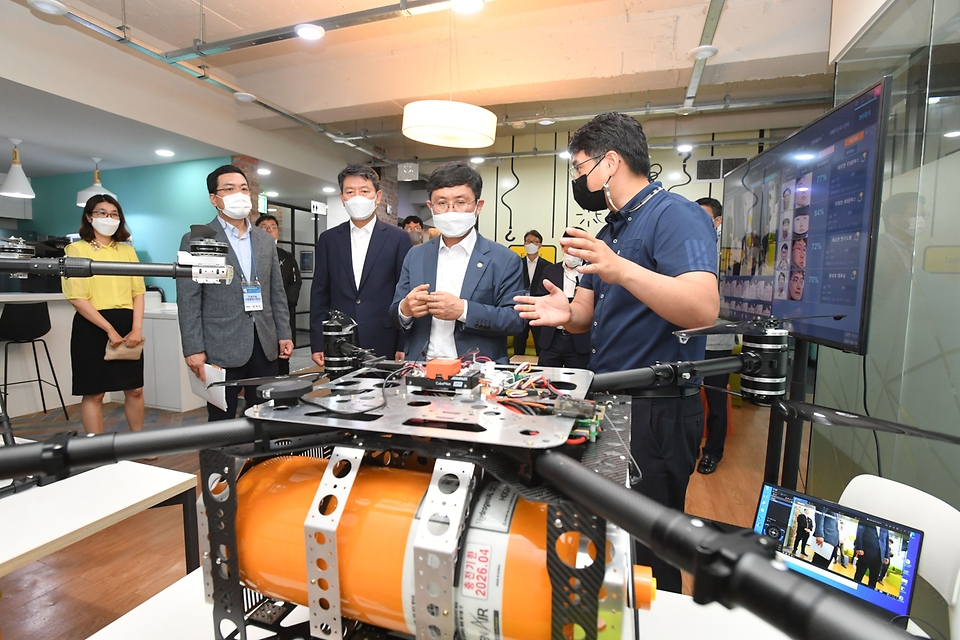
[413,460,477,640]
[304,447,365,640]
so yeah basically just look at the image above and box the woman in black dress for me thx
[61,195,146,435]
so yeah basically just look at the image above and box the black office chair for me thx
[0,302,69,419]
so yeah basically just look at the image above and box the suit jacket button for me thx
[356,299,361,304]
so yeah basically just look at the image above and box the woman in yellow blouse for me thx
[62,195,146,435]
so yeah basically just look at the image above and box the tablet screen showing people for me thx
[754,483,923,619]
[718,79,890,354]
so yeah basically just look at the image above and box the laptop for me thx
[753,482,923,624]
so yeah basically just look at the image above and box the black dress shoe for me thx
[697,455,719,474]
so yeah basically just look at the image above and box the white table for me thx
[0,460,198,578]
[90,569,798,640]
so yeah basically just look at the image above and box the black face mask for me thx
[571,174,609,211]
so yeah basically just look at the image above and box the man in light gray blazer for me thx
[177,164,293,421]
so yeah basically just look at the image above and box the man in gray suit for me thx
[177,164,293,421]
[390,161,525,363]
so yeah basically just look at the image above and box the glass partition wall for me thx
[269,202,326,349]
[810,0,960,631]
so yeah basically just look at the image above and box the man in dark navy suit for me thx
[535,229,590,368]
[514,230,551,356]
[390,161,525,363]
[310,165,411,366]
[854,522,890,589]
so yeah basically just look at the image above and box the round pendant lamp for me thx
[402,100,497,149]
[0,139,36,199]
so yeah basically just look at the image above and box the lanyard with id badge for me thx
[241,235,263,312]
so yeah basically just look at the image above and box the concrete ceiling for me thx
[0,77,337,208]
[54,0,837,159]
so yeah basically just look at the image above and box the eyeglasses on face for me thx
[429,199,476,213]
[216,185,251,195]
[91,210,120,219]
[569,153,606,179]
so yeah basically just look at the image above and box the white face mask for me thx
[91,217,120,237]
[343,195,378,221]
[907,217,925,237]
[563,253,582,269]
[220,192,252,219]
[433,209,477,239]
[524,243,539,255]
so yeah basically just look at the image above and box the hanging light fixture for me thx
[76,157,116,206]
[401,4,496,149]
[402,100,497,148]
[0,139,36,199]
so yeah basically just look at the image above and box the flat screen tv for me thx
[719,77,891,354]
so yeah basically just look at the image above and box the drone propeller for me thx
[775,400,960,447]
[674,314,846,342]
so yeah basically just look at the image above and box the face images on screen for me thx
[780,215,792,242]
[790,270,805,300]
[781,179,796,213]
[794,209,810,236]
[792,237,807,269]
[795,172,813,207]
[776,272,788,299]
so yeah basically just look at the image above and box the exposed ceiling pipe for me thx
[337,94,831,140]
[374,136,785,167]
[51,3,395,163]
[163,0,456,63]
[681,0,726,111]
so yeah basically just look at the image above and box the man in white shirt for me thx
[310,165,411,366]
[513,229,551,357]
[535,229,590,368]
[390,162,525,363]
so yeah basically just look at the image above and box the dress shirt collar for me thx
[349,217,375,237]
[217,215,250,239]
[439,228,477,257]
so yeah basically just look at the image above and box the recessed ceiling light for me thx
[451,0,485,14]
[944,131,960,138]
[928,97,941,105]
[258,168,271,175]
[27,0,68,15]
[234,92,257,103]
[668,172,682,181]
[470,157,485,164]
[322,186,337,194]
[795,153,815,161]
[558,150,571,160]
[676,144,693,153]
[294,23,325,41]
[155,149,175,157]
[264,191,279,197]
[538,118,556,126]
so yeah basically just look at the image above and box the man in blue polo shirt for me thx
[514,112,719,593]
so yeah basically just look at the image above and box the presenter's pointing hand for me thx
[514,279,572,327]
[560,227,626,286]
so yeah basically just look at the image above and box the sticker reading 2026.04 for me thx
[461,542,492,600]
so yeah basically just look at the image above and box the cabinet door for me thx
[141,319,158,407]
[151,318,184,411]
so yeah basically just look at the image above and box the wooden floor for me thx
[0,400,808,640]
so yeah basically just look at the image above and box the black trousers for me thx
[854,549,883,588]
[278,304,297,376]
[702,349,733,459]
[537,332,589,369]
[207,328,279,422]
[629,393,704,593]
[513,325,540,356]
